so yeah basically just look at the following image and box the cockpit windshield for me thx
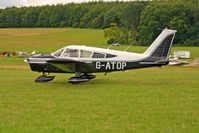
[52,48,64,57]
[52,48,79,58]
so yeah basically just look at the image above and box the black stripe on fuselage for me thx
[29,63,66,73]
[29,60,166,73]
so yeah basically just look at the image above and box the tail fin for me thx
[144,29,177,60]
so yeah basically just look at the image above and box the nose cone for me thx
[24,54,60,73]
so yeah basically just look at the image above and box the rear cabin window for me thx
[80,50,92,58]
[63,49,79,57]
[92,52,105,58]
[106,54,117,58]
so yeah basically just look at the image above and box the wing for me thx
[47,58,93,73]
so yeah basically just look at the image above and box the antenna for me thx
[107,41,117,49]
[107,33,123,50]
[124,40,135,52]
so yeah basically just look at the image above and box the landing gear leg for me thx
[75,72,81,77]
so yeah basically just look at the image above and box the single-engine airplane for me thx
[25,29,176,83]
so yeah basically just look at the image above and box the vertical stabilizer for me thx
[144,29,177,60]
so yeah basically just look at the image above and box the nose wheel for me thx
[35,73,55,83]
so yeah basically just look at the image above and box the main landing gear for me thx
[35,73,55,83]
[68,72,96,84]
[35,72,95,84]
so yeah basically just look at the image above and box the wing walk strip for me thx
[140,62,156,64]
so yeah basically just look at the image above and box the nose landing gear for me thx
[35,73,55,83]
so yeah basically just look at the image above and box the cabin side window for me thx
[106,54,117,58]
[63,49,79,58]
[80,50,92,58]
[92,52,105,58]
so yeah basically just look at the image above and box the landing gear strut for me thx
[35,73,55,83]
[68,73,96,84]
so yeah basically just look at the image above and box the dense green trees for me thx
[0,1,198,45]
[138,1,199,46]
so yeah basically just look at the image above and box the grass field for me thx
[0,28,199,133]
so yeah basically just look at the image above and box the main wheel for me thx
[68,77,89,84]
[80,74,96,80]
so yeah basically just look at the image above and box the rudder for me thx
[144,29,177,60]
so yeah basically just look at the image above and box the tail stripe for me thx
[151,34,174,58]
[144,29,177,60]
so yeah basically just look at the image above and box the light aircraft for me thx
[25,29,176,83]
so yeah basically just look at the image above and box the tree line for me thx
[0,0,198,46]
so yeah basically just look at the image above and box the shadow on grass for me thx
[49,78,138,88]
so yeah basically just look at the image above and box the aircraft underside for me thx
[29,63,96,83]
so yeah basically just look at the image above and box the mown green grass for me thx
[0,28,199,133]
[0,67,199,133]
[0,28,106,52]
